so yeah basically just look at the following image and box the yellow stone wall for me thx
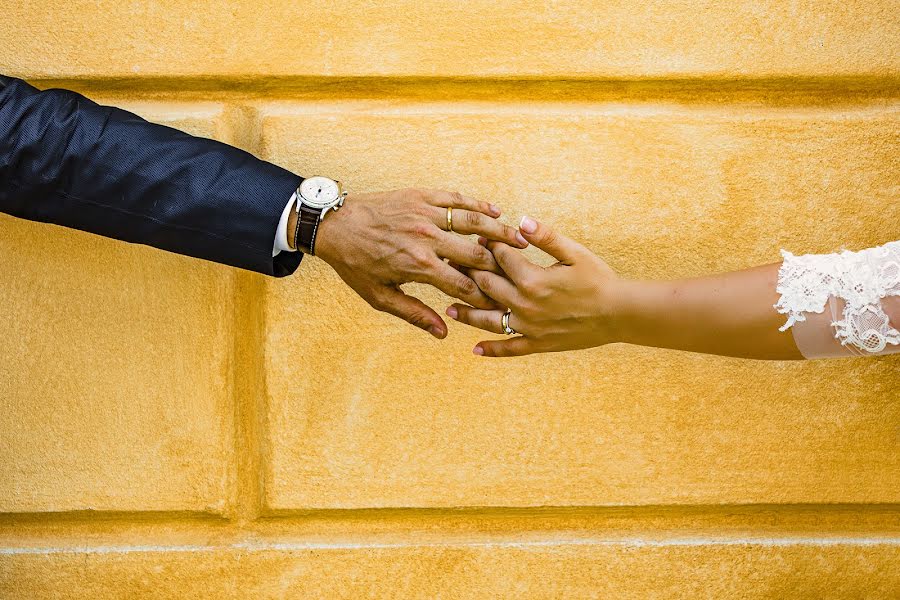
[1,1,898,597]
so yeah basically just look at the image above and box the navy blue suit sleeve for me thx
[0,76,303,277]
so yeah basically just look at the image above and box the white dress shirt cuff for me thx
[272,193,298,257]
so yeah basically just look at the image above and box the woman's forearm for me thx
[613,263,804,360]
[454,217,897,359]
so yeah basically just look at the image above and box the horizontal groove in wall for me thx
[256,504,900,539]
[0,511,230,527]
[2,505,899,552]
[26,76,900,106]
[3,539,899,556]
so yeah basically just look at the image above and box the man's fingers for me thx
[474,337,535,357]
[424,261,496,309]
[484,240,539,283]
[424,189,501,218]
[468,270,521,308]
[446,304,506,334]
[433,207,527,249]
[517,215,585,264]
[434,232,502,274]
[373,286,447,339]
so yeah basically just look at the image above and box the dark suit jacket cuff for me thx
[237,162,304,277]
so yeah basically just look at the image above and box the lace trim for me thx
[774,241,900,354]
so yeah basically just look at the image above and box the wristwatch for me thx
[292,176,348,255]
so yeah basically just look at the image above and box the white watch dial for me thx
[299,176,341,209]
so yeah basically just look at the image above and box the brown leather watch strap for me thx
[293,203,321,255]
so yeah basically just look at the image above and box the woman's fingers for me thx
[518,215,586,264]
[474,337,536,357]
[424,189,501,218]
[446,304,506,334]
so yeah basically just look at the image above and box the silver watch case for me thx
[296,176,347,218]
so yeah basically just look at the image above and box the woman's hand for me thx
[446,216,623,357]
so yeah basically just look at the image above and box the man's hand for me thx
[314,188,528,338]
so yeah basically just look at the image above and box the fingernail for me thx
[429,326,444,338]
[478,236,488,246]
[519,215,537,234]
[489,204,501,216]
[446,306,458,319]
[515,231,529,247]
[473,345,485,356]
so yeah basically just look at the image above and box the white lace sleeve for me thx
[774,240,900,358]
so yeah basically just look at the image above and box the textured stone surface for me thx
[2,542,898,599]
[262,102,900,509]
[2,0,899,596]
[258,101,900,276]
[0,105,235,513]
[2,1,899,79]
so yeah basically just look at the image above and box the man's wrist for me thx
[312,202,345,266]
